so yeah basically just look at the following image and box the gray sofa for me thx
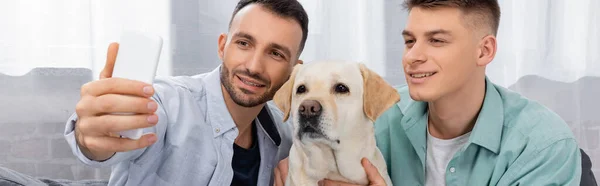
[0,68,110,185]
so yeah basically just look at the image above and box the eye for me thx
[334,83,349,93]
[429,38,447,46]
[271,51,282,57]
[429,38,444,43]
[404,39,415,48]
[270,51,285,60]
[236,40,250,48]
[296,85,306,94]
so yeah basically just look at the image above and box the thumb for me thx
[361,158,386,185]
[100,42,119,79]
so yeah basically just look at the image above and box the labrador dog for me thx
[273,61,400,186]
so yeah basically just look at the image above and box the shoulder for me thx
[149,73,212,122]
[152,74,210,99]
[150,73,215,109]
[496,84,576,149]
[495,83,579,165]
[495,84,581,183]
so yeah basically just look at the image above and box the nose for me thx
[404,43,426,65]
[245,52,265,74]
[299,100,322,117]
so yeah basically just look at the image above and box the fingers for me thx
[81,78,154,97]
[82,133,157,153]
[278,158,289,180]
[77,94,157,117]
[318,179,360,186]
[80,114,158,133]
[93,94,158,114]
[274,158,289,186]
[274,167,283,186]
[100,42,119,79]
[318,158,386,186]
[361,158,386,185]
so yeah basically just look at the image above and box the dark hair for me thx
[403,0,500,35]
[229,0,309,54]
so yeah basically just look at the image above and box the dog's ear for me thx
[359,63,401,122]
[274,64,302,122]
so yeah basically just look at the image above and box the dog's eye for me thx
[334,83,349,93]
[296,85,306,94]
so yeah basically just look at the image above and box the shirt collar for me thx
[468,76,504,154]
[400,76,504,154]
[256,105,282,146]
[204,65,237,137]
[204,65,281,145]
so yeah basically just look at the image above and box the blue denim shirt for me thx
[64,65,293,186]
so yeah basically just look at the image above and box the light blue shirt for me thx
[64,65,294,186]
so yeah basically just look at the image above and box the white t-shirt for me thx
[424,126,471,186]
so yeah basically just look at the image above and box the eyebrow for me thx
[402,29,452,37]
[425,29,452,37]
[402,30,414,37]
[233,32,292,59]
[233,32,256,43]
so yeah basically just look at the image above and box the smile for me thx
[237,75,266,87]
[410,72,436,78]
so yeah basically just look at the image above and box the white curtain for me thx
[0,0,173,78]
[490,0,600,87]
[297,0,388,76]
[0,0,598,182]
[0,1,93,76]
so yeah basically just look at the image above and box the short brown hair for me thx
[403,0,501,35]
[230,0,309,54]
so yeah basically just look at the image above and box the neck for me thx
[427,76,486,139]
[221,85,263,149]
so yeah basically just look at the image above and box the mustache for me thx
[233,69,269,85]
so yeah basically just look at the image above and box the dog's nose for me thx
[299,100,322,117]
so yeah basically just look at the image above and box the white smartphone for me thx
[111,31,163,140]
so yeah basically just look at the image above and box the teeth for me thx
[411,72,434,78]
[241,78,262,87]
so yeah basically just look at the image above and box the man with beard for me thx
[63,0,308,185]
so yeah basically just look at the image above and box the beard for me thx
[220,64,279,108]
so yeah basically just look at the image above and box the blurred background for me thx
[0,0,598,183]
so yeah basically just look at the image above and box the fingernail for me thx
[147,135,157,144]
[147,102,157,111]
[147,115,158,123]
[365,158,373,167]
[143,86,153,95]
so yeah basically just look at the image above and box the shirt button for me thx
[449,167,456,173]
[215,128,220,133]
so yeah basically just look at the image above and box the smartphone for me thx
[111,31,163,140]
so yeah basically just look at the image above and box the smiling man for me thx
[372,0,582,185]
[310,0,582,185]
[62,0,309,185]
